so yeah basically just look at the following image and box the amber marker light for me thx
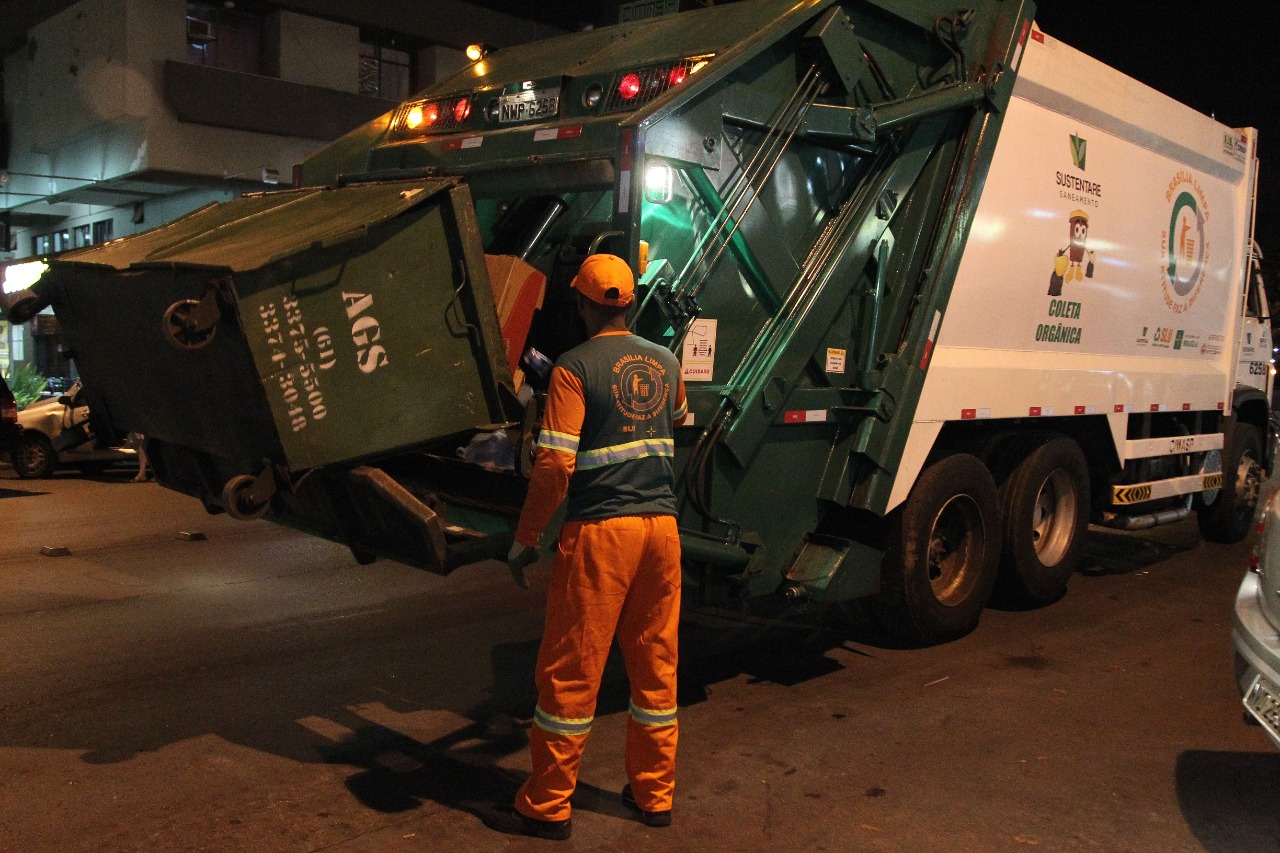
[406,105,425,129]
[466,43,491,61]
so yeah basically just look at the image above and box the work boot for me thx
[621,783,672,828]
[480,804,572,840]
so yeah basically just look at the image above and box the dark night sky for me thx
[1030,1,1280,272]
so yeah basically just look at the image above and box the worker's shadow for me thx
[336,612,845,821]
[332,637,639,822]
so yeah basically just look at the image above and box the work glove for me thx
[506,542,538,589]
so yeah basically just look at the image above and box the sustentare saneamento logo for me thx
[1160,170,1209,315]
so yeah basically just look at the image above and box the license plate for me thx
[498,85,560,124]
[1244,673,1280,743]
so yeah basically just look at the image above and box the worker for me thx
[484,253,688,841]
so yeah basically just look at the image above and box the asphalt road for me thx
[0,467,1278,852]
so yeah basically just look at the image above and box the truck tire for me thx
[11,433,57,479]
[873,453,1001,644]
[1197,422,1264,543]
[995,435,1089,606]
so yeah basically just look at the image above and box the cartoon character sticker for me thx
[1048,210,1096,296]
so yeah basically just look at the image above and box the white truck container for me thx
[868,23,1270,637]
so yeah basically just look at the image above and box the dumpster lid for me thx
[54,178,462,273]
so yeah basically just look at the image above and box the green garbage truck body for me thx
[23,0,1269,642]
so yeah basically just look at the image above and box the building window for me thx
[32,234,52,256]
[359,40,412,101]
[186,2,265,75]
[51,230,72,253]
[73,224,91,249]
[92,219,114,244]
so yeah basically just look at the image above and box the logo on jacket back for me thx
[612,354,669,420]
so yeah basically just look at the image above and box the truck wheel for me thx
[11,433,57,479]
[1197,423,1264,543]
[995,435,1089,606]
[873,453,1000,644]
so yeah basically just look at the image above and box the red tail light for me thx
[618,73,642,100]
[453,98,471,123]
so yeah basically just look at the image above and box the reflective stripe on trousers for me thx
[515,514,681,822]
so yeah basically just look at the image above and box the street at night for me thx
[1,469,1277,852]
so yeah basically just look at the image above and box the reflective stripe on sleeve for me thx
[535,429,580,454]
[673,399,688,421]
[629,700,677,727]
[534,707,593,736]
[576,438,675,470]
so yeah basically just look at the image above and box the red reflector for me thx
[453,98,471,123]
[424,103,440,125]
[918,339,935,371]
[1074,405,1085,415]
[1182,403,1191,411]
[1029,406,1042,417]
[1114,404,1125,413]
[1150,404,1161,412]
[619,73,642,99]
[668,66,687,86]
[961,408,977,420]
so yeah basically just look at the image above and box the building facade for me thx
[0,0,564,382]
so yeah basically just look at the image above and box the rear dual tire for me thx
[873,454,1000,644]
[993,435,1089,607]
[873,436,1091,643]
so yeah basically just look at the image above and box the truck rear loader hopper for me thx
[9,0,1270,644]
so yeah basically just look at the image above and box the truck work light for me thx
[644,162,674,204]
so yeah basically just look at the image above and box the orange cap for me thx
[570,254,635,307]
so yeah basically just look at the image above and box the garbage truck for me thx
[8,0,1271,643]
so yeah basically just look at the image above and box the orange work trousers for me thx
[515,514,681,823]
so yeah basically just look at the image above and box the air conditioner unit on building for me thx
[186,17,215,45]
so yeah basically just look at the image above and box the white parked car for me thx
[10,383,137,478]
[1233,490,1280,750]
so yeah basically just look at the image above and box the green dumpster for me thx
[26,178,521,564]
